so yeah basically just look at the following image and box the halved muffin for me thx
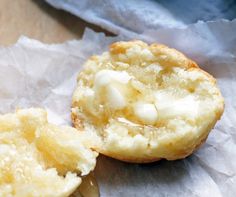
[0,108,98,196]
[72,40,224,163]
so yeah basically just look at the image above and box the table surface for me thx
[0,0,107,46]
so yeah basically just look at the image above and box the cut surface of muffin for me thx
[72,40,224,163]
[0,108,98,197]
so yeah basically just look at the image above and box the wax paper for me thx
[0,19,236,197]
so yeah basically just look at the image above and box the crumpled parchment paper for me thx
[46,0,236,37]
[0,19,236,197]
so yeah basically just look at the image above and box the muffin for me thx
[0,108,98,196]
[72,40,224,163]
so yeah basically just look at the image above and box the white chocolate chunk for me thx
[93,70,130,110]
[94,69,131,89]
[106,85,126,109]
[134,103,158,125]
[155,94,198,119]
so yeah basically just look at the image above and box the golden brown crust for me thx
[71,109,84,130]
[110,41,199,69]
[149,43,199,69]
[110,40,148,54]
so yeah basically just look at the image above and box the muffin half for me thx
[0,108,98,196]
[72,41,224,163]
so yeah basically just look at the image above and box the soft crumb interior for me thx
[0,108,98,197]
[72,41,224,160]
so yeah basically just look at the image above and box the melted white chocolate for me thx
[94,69,131,89]
[155,93,199,119]
[133,102,158,125]
[106,84,126,109]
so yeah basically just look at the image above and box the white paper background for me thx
[0,19,236,197]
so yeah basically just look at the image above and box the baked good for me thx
[0,108,98,197]
[72,40,224,163]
